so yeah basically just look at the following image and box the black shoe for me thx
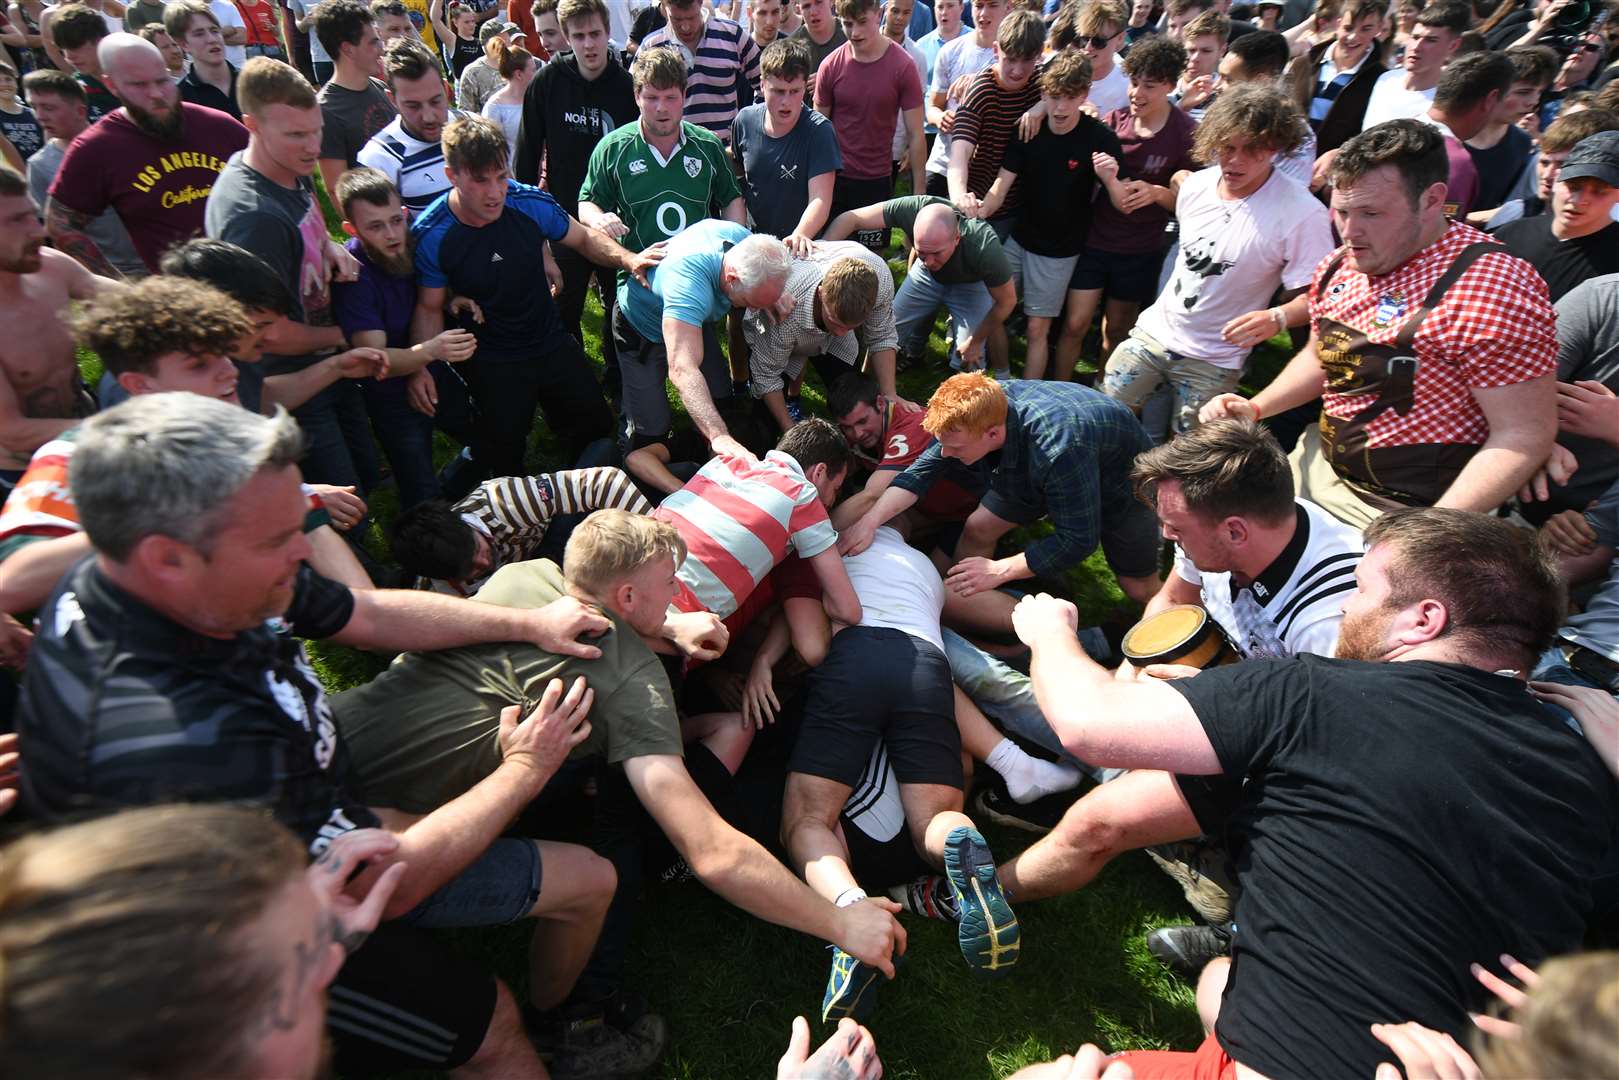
[1146,923,1231,980]
[973,786,1073,835]
[526,993,669,1079]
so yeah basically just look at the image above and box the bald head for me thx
[912,202,962,273]
[97,32,181,133]
[98,31,164,76]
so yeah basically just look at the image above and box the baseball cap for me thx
[1560,131,1619,188]
[479,19,521,42]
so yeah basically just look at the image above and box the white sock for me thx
[985,737,1085,805]
[833,886,869,908]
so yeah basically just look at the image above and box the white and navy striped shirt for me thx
[1175,499,1363,660]
[640,16,761,143]
[357,111,468,216]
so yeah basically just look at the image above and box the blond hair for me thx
[237,56,318,116]
[0,805,307,1079]
[923,373,1009,437]
[631,45,686,94]
[1074,0,1127,36]
[1192,83,1309,161]
[442,114,510,173]
[818,257,879,328]
[564,509,687,596]
[1475,953,1619,1080]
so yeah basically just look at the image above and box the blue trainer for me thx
[821,946,889,1024]
[944,825,1020,976]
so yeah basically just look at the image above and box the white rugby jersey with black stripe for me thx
[1174,499,1363,660]
[420,467,653,596]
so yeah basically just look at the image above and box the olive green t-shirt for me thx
[331,560,681,814]
[880,195,1012,287]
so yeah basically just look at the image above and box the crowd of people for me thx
[0,0,1617,1074]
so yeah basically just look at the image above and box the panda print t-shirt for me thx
[1134,164,1334,369]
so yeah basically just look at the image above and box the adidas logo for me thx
[491,252,504,262]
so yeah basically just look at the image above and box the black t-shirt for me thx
[1495,214,1619,303]
[512,53,637,217]
[17,559,377,854]
[1168,655,1618,1080]
[1001,114,1123,258]
[1465,124,1531,213]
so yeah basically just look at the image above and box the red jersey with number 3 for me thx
[867,401,982,521]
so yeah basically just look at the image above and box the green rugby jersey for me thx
[578,120,742,253]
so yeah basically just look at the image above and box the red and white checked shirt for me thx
[1310,220,1556,449]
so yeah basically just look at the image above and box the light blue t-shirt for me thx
[619,219,752,341]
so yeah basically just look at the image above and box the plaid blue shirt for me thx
[893,381,1151,577]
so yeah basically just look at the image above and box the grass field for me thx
[285,241,1295,1079]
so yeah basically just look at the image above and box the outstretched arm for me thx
[1012,593,1220,774]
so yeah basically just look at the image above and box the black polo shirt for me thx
[178,62,242,121]
[17,558,378,854]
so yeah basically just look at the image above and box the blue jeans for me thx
[892,264,995,361]
[1530,645,1617,733]
[361,376,439,509]
[942,626,1121,784]
[295,379,381,527]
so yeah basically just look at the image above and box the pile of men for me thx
[0,0,1617,1075]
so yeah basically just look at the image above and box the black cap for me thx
[1560,131,1619,188]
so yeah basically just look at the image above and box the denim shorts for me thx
[397,837,542,928]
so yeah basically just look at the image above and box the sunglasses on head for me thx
[1084,29,1122,46]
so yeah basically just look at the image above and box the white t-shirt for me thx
[924,33,995,176]
[1173,499,1363,660]
[290,0,329,63]
[1135,165,1333,368]
[1276,127,1316,186]
[1362,68,1436,128]
[209,0,247,66]
[1088,62,1128,117]
[842,526,946,653]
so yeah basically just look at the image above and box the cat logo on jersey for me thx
[683,155,703,178]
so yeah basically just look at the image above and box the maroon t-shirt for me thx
[48,103,249,272]
[814,40,924,180]
[1083,105,1198,255]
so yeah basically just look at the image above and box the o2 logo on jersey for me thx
[886,433,910,460]
[656,200,688,237]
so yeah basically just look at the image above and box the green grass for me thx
[293,240,1294,1079]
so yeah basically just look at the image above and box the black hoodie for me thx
[513,48,637,217]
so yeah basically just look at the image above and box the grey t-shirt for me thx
[204,153,323,380]
[1553,273,1619,514]
[730,103,842,240]
[790,22,847,75]
[1563,477,1619,663]
[317,78,397,166]
[27,142,148,278]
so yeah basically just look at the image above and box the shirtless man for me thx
[0,168,111,489]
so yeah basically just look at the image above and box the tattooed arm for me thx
[305,828,408,953]
[44,197,120,280]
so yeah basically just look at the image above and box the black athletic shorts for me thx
[789,625,962,790]
[1068,244,1171,305]
[327,922,497,1076]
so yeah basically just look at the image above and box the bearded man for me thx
[44,32,249,276]
[995,507,1617,1079]
[331,166,478,509]
[0,168,116,491]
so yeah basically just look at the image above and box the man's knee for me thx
[531,842,616,921]
[1047,792,1131,864]
[780,775,846,849]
